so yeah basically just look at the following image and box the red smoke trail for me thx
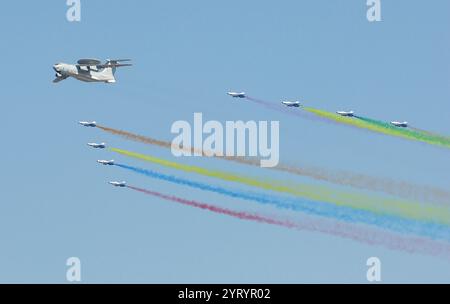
[128,185,297,228]
[127,185,450,259]
[98,124,247,160]
[97,125,172,149]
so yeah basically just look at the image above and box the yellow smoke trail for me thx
[110,147,450,225]
[303,107,450,148]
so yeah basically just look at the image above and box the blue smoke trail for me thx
[115,163,450,242]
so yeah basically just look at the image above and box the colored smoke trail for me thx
[273,164,450,207]
[355,115,450,147]
[409,126,450,142]
[126,185,450,259]
[97,125,450,205]
[245,96,448,145]
[97,124,247,161]
[245,96,365,129]
[116,163,450,241]
[302,107,450,148]
[245,96,289,112]
[127,185,296,228]
[245,96,317,120]
[97,125,172,149]
[110,148,450,225]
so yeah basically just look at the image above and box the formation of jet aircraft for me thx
[79,121,124,185]
[334,110,409,128]
[76,81,415,190]
[225,91,413,130]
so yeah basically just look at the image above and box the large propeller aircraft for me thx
[52,58,132,83]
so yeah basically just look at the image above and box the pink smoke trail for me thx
[128,185,297,228]
[127,185,450,259]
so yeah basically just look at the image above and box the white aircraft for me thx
[391,121,408,128]
[87,143,106,149]
[109,181,126,187]
[336,111,355,117]
[97,160,114,165]
[281,101,301,107]
[53,59,132,83]
[227,92,246,98]
[79,121,97,127]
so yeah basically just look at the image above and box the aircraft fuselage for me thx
[54,63,116,83]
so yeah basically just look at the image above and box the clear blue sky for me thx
[0,1,449,283]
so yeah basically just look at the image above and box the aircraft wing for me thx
[107,59,132,63]
[98,63,133,68]
[53,75,68,83]
[97,59,133,68]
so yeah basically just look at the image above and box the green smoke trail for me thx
[303,107,450,148]
[355,115,450,147]
[409,127,450,142]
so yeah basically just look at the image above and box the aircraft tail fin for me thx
[95,59,131,82]
[99,59,132,77]
[103,59,132,69]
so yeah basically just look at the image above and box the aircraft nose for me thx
[53,64,62,72]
